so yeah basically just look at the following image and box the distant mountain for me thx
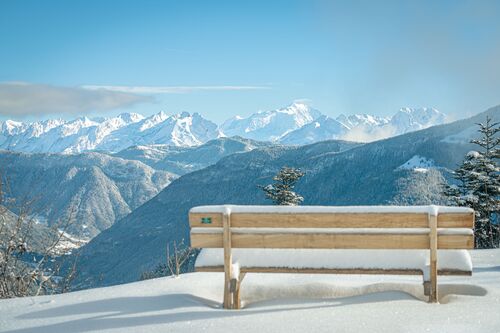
[336,113,390,129]
[280,115,350,145]
[0,104,448,153]
[282,107,447,144]
[389,107,447,133]
[220,101,322,141]
[114,136,275,176]
[96,112,220,152]
[73,105,498,288]
[0,137,272,239]
[0,150,175,238]
[0,112,219,154]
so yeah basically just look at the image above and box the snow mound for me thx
[397,155,436,172]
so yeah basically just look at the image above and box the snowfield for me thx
[0,249,499,333]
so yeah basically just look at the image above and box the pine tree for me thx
[443,116,500,248]
[260,167,304,205]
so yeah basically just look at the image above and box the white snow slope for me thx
[0,249,498,333]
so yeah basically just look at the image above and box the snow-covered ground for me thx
[1,249,499,333]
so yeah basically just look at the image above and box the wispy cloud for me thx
[340,125,397,143]
[82,85,271,94]
[0,82,152,116]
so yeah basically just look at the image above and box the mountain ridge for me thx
[1,103,448,153]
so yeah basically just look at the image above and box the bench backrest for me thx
[189,205,474,250]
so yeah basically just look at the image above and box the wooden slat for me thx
[196,266,472,276]
[190,232,473,249]
[438,270,472,276]
[197,266,423,275]
[190,212,474,229]
[437,213,474,228]
[191,233,223,248]
[189,213,223,228]
[230,213,430,228]
[439,235,474,249]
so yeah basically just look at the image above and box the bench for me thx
[189,205,474,309]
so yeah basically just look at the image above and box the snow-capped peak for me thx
[219,101,322,142]
[390,107,446,133]
[117,112,144,124]
[0,110,218,154]
[280,114,350,145]
[336,114,390,129]
[0,103,449,153]
[1,119,27,135]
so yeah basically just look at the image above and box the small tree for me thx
[260,167,304,205]
[140,240,197,280]
[443,116,500,248]
[0,177,79,298]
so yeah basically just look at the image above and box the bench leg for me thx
[223,274,233,309]
[232,272,246,309]
[423,267,438,302]
[423,280,430,297]
[428,213,438,303]
[429,261,438,303]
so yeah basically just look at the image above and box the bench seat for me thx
[195,249,472,275]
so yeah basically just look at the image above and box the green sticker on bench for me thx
[201,217,212,224]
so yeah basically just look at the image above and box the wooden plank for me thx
[229,213,430,228]
[190,232,473,249]
[191,233,223,248]
[197,266,422,275]
[439,235,474,249]
[438,213,474,228]
[189,212,474,228]
[186,212,473,229]
[196,266,472,276]
[189,213,223,228]
[222,212,232,309]
[438,270,472,276]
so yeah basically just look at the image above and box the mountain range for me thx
[113,136,274,176]
[0,137,273,238]
[72,105,498,288]
[0,111,220,154]
[0,102,447,153]
[0,151,175,238]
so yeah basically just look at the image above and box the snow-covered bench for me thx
[189,205,474,309]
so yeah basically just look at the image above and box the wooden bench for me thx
[189,205,474,309]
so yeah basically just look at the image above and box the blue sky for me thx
[1,0,499,123]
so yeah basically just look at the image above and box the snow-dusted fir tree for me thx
[260,167,304,205]
[443,116,500,248]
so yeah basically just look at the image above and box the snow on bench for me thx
[189,205,474,309]
[195,249,472,274]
